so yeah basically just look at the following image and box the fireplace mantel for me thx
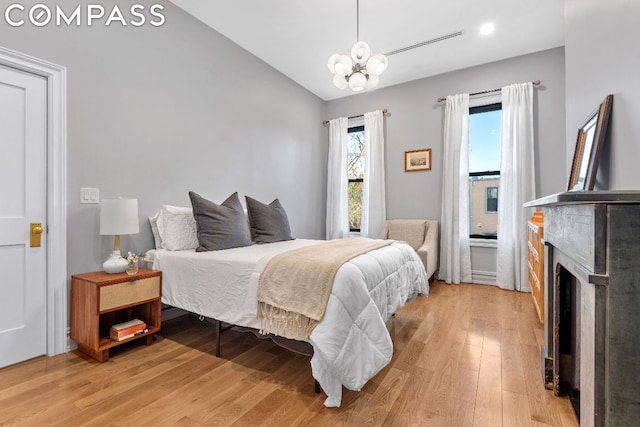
[525,191,640,426]
[524,190,640,207]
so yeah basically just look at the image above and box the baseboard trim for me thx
[472,270,497,285]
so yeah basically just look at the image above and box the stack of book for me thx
[109,319,147,341]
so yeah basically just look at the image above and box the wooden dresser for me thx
[527,212,544,323]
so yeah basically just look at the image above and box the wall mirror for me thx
[568,94,613,191]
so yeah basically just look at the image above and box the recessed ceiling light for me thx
[480,22,495,36]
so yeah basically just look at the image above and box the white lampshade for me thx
[366,54,388,77]
[100,198,139,235]
[333,73,348,90]
[334,54,352,76]
[351,41,371,63]
[327,54,340,73]
[100,198,139,274]
[348,72,367,92]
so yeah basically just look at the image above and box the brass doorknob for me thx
[30,223,43,247]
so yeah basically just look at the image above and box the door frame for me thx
[0,46,67,356]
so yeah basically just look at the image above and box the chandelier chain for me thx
[356,0,359,41]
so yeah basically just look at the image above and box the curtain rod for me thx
[322,108,389,126]
[436,80,541,103]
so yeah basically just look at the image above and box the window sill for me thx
[470,238,497,248]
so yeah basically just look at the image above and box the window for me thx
[347,125,365,231]
[486,187,498,213]
[469,103,501,238]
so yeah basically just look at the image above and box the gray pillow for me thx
[188,191,252,251]
[245,196,293,243]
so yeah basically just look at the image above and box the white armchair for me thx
[378,219,438,280]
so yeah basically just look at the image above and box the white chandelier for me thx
[327,0,388,92]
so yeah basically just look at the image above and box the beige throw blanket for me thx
[257,237,393,338]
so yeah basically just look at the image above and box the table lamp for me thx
[100,198,139,273]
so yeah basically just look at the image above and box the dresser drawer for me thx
[99,276,160,312]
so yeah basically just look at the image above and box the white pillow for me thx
[148,211,163,249]
[156,205,198,251]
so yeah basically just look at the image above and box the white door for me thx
[0,64,48,368]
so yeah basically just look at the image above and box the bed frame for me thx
[212,318,322,394]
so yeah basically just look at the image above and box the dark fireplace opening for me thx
[558,266,580,419]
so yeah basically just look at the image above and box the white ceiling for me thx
[169,0,564,101]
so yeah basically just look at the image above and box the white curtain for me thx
[326,117,349,239]
[439,94,472,284]
[362,110,386,238]
[496,82,535,291]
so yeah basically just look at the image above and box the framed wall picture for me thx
[567,94,613,191]
[405,148,432,172]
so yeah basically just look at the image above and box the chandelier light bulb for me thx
[348,72,367,92]
[334,54,352,76]
[333,73,348,90]
[327,54,339,73]
[351,41,371,63]
[366,54,388,77]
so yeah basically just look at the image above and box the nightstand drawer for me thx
[99,276,160,312]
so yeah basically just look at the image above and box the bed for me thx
[149,238,428,407]
[148,193,429,406]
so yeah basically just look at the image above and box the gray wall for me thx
[0,0,326,275]
[325,48,567,276]
[564,0,640,190]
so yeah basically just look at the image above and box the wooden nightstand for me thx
[70,268,162,362]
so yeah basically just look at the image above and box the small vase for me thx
[125,261,138,275]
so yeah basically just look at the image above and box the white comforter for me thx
[151,239,428,407]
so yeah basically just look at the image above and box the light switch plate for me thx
[80,187,100,204]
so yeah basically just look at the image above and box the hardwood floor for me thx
[0,281,578,426]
